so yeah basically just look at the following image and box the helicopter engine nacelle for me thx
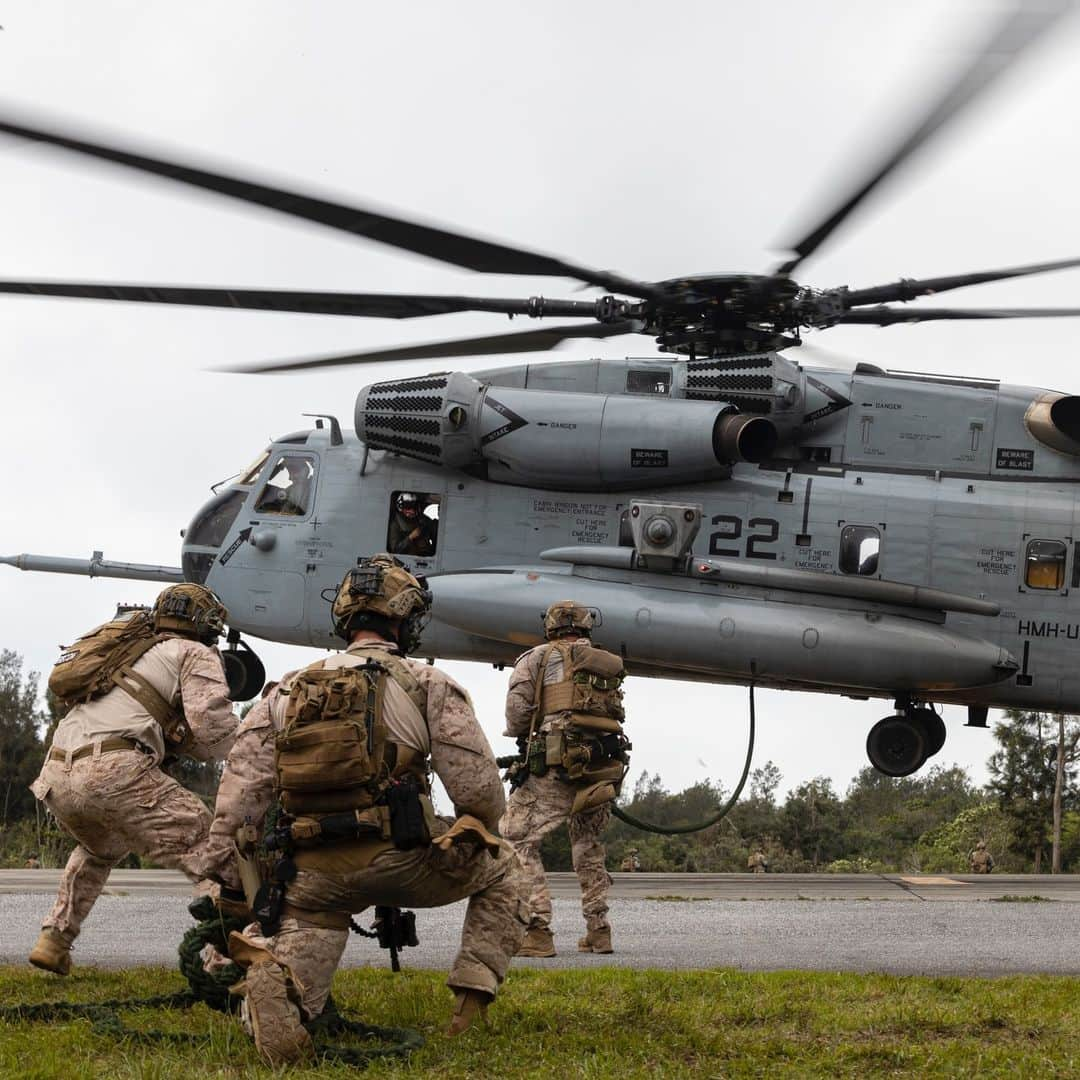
[356,373,777,490]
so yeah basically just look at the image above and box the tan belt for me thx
[49,737,142,763]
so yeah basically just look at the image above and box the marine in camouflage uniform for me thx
[969,840,994,873]
[191,556,527,1064]
[499,601,628,958]
[28,584,236,975]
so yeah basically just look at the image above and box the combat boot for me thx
[577,926,613,954]
[29,927,71,975]
[516,925,556,957]
[238,960,314,1066]
[447,988,491,1036]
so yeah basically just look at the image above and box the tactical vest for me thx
[274,652,429,819]
[48,611,192,751]
[533,641,629,789]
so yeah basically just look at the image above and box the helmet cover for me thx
[152,583,227,644]
[331,553,432,651]
[543,600,594,640]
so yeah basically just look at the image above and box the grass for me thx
[2,964,1080,1078]
[992,895,1053,903]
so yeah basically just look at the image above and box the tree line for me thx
[1,648,1078,872]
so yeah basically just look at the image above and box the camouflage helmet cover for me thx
[331,554,432,646]
[152,583,227,643]
[543,600,594,640]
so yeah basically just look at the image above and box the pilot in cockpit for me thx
[256,457,312,517]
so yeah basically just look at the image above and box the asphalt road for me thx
[4,871,1080,976]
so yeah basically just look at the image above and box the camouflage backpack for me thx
[48,609,191,750]
[274,655,428,817]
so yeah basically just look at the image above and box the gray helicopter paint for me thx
[8,356,1080,718]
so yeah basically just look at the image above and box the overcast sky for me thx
[2,1,1079,805]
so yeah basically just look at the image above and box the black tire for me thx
[911,707,946,757]
[866,716,927,778]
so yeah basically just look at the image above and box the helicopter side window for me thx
[626,369,671,395]
[388,491,440,557]
[1025,539,1066,590]
[839,525,880,576]
[254,455,316,517]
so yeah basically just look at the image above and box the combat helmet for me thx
[152,583,227,644]
[330,553,432,653]
[543,600,594,640]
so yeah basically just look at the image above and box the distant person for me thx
[620,848,641,873]
[969,840,994,874]
[747,849,769,873]
[388,492,437,556]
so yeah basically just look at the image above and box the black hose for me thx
[612,673,756,835]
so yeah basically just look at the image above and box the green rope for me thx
[612,677,756,835]
[1,910,423,1064]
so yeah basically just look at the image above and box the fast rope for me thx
[0,910,423,1065]
[612,671,757,835]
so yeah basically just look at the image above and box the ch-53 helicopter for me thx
[3,4,1080,781]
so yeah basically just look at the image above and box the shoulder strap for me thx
[375,653,429,716]
[109,635,189,748]
[531,643,558,715]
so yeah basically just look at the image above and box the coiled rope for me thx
[0,909,423,1065]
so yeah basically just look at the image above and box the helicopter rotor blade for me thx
[221,320,641,374]
[843,256,1080,307]
[0,280,608,320]
[777,1,1072,275]
[835,306,1080,326]
[0,112,658,301]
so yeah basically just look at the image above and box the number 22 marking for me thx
[708,515,779,560]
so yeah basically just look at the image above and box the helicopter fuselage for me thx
[175,355,1080,719]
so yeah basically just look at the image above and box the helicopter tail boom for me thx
[1,551,184,583]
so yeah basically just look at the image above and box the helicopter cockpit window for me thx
[186,489,247,548]
[254,455,316,517]
[388,491,440,557]
[626,369,671,395]
[1025,539,1067,590]
[238,448,271,486]
[839,525,880,576]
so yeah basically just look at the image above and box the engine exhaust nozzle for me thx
[713,413,778,463]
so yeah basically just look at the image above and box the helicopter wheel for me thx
[910,707,946,758]
[222,638,267,702]
[866,715,927,778]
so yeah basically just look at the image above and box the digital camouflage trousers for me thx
[31,751,211,942]
[499,770,613,932]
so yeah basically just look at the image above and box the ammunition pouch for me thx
[543,718,631,787]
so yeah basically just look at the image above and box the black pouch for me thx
[385,776,430,850]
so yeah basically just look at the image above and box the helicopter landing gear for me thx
[865,700,946,778]
[221,631,266,702]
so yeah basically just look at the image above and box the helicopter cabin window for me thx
[254,455,316,517]
[626,369,671,396]
[387,491,440,557]
[1025,539,1067,590]
[839,525,880,576]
